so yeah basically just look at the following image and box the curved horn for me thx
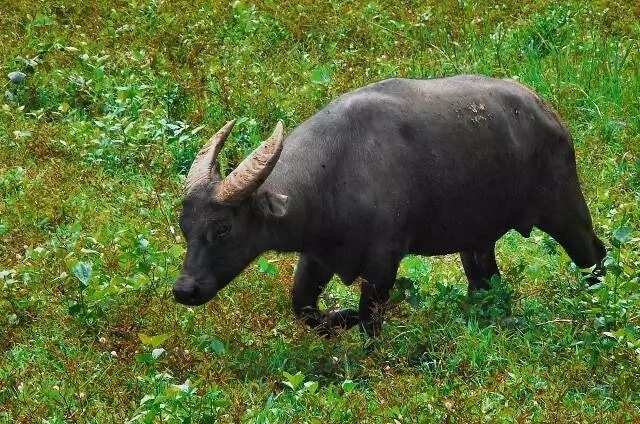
[214,121,284,203]
[184,120,235,194]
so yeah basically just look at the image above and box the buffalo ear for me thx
[253,191,289,218]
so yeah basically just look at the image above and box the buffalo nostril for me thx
[173,286,185,300]
[173,284,194,301]
[173,277,201,303]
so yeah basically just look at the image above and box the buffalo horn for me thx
[214,121,284,203]
[184,119,236,193]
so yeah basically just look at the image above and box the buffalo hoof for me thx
[327,308,360,329]
[316,309,360,338]
[582,266,605,287]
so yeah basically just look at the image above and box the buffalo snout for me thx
[173,274,216,306]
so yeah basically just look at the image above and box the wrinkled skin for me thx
[174,75,605,338]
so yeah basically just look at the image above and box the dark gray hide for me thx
[174,75,605,337]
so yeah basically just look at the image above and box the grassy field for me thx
[1,0,639,422]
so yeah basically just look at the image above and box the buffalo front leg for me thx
[292,254,331,328]
[291,254,359,336]
[359,260,400,338]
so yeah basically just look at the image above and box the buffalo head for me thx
[173,120,289,305]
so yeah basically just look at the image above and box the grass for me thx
[0,0,639,422]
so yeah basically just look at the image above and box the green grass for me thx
[1,0,639,422]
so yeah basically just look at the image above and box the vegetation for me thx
[1,0,639,422]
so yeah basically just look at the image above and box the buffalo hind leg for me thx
[460,243,500,294]
[538,220,606,284]
[291,254,359,337]
[537,190,606,283]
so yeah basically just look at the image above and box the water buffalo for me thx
[173,75,605,337]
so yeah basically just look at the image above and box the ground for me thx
[0,0,639,423]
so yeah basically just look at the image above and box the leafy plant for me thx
[281,371,319,398]
[129,373,228,423]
